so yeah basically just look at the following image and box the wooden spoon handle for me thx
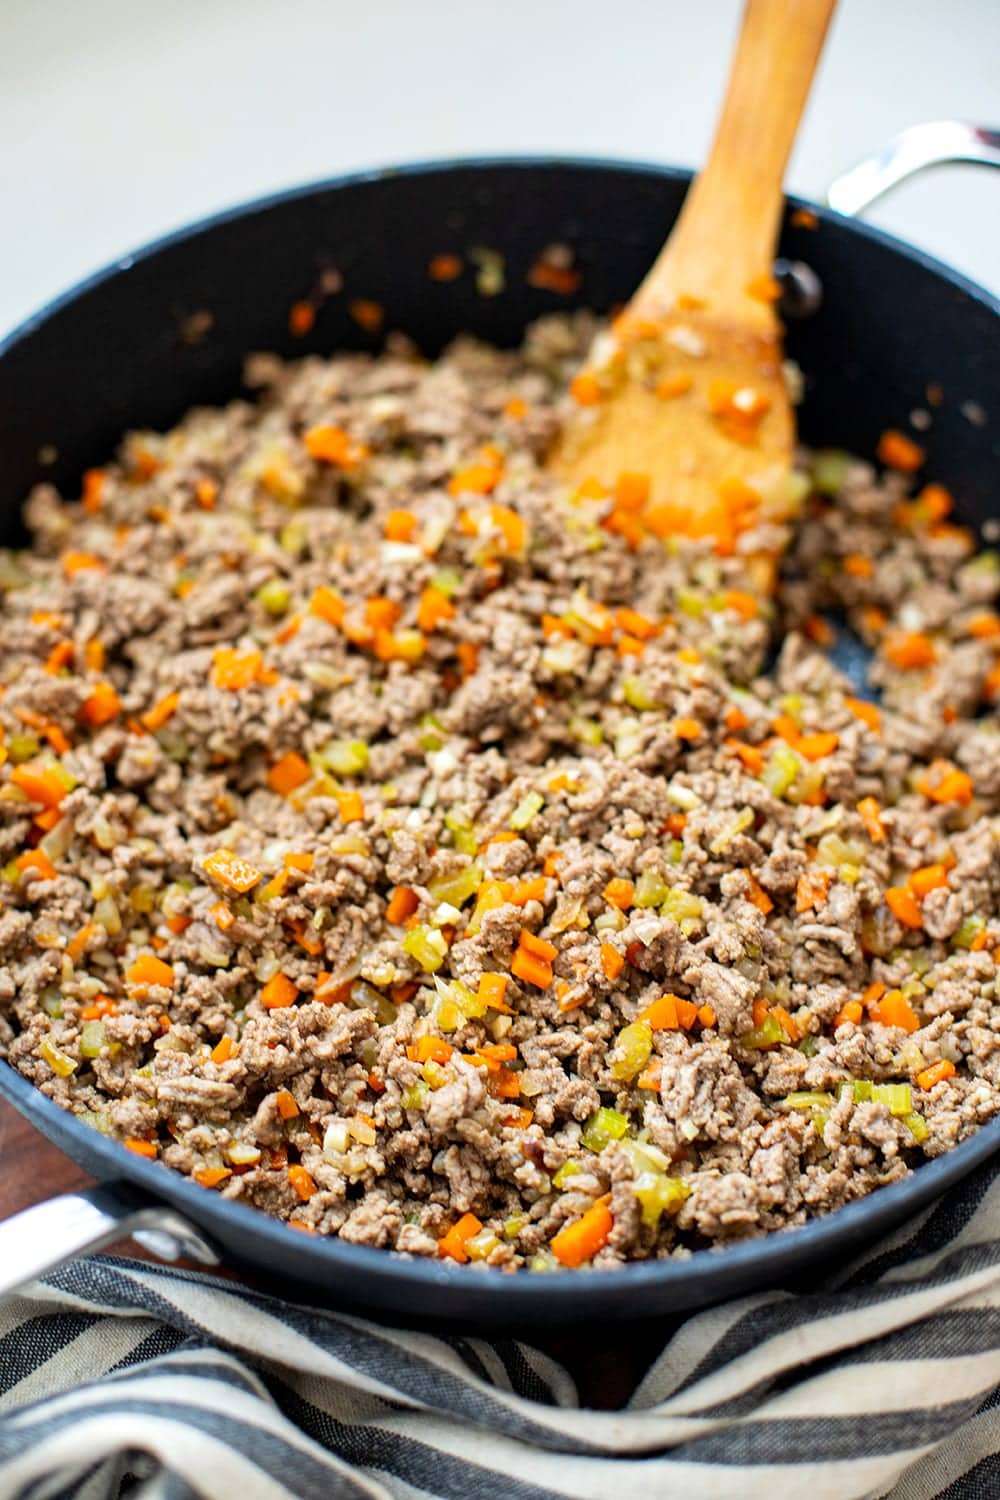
[635,0,837,322]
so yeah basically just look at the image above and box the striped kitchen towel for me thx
[2,1160,1000,1500]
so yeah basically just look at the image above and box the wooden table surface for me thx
[0,1094,664,1408]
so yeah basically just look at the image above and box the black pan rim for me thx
[2,153,999,1312]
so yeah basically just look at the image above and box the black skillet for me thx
[1,131,999,1326]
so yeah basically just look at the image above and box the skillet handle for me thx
[0,1182,218,1299]
[826,120,1000,217]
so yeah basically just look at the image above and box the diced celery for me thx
[762,744,800,798]
[623,675,660,711]
[79,1021,107,1059]
[511,791,544,830]
[552,1160,582,1189]
[402,924,448,972]
[615,719,643,759]
[503,1213,527,1240]
[666,839,684,866]
[427,862,482,907]
[41,990,63,1018]
[739,1014,785,1049]
[569,715,604,746]
[279,520,307,555]
[528,1251,559,1272]
[708,808,754,855]
[581,1107,630,1153]
[633,1171,691,1228]
[433,975,486,1022]
[903,1111,929,1143]
[840,1078,873,1103]
[872,1082,912,1116]
[39,1037,77,1078]
[676,588,706,617]
[782,1091,834,1110]
[444,811,478,856]
[660,887,703,935]
[465,1229,500,1261]
[319,739,369,776]
[953,915,986,950]
[666,783,701,812]
[7,733,40,763]
[77,1108,112,1135]
[635,870,670,908]
[812,448,852,496]
[610,1021,653,1081]
[431,567,462,597]
[418,712,445,752]
[421,1059,450,1089]
[400,1081,428,1110]
[256,579,291,615]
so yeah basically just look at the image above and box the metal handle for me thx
[0,1182,218,1299]
[827,120,1000,217]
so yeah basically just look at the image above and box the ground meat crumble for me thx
[1,313,998,1271]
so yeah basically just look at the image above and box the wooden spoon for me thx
[549,0,837,579]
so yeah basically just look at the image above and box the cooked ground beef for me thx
[2,313,999,1272]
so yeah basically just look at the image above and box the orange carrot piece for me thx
[62,551,106,577]
[127,954,175,989]
[385,508,418,542]
[855,796,886,843]
[310,586,346,628]
[673,717,703,741]
[449,464,501,497]
[796,871,831,913]
[655,371,695,400]
[16,849,58,881]
[386,886,419,925]
[80,681,122,727]
[267,751,311,797]
[211,1035,235,1064]
[67,923,96,961]
[417,586,456,633]
[886,887,924,929]
[909,864,949,900]
[614,472,650,513]
[275,1089,300,1120]
[602,877,634,911]
[141,691,180,732]
[744,871,773,915]
[796,731,839,761]
[600,943,625,981]
[194,1167,232,1188]
[438,1212,483,1263]
[408,1035,455,1064]
[569,371,602,407]
[478,972,511,1011]
[211,648,265,691]
[260,974,298,1010]
[916,1059,956,1091]
[639,994,680,1030]
[551,1200,613,1268]
[844,696,881,733]
[834,1000,864,1028]
[203,849,262,893]
[877,429,925,472]
[917,763,973,805]
[511,949,553,990]
[884,631,936,670]
[727,739,765,775]
[336,791,364,824]
[697,1004,717,1029]
[304,424,368,467]
[45,640,74,674]
[771,1005,800,1043]
[287,1164,317,1201]
[123,1138,158,1159]
[873,988,920,1033]
[518,930,557,962]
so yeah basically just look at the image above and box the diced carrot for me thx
[877,429,925,472]
[267,751,311,797]
[283,851,315,873]
[123,1138,158,1159]
[62,551,106,577]
[336,791,364,824]
[210,901,235,932]
[275,1089,300,1120]
[456,641,479,679]
[551,1200,613,1268]
[478,973,511,1012]
[744,871,773,915]
[287,1164,317,1201]
[884,631,936,670]
[417,586,456,633]
[600,943,625,981]
[569,371,602,407]
[615,608,657,641]
[81,994,118,1022]
[386,886,419,925]
[365,596,402,632]
[80,681,122,727]
[438,1212,483,1263]
[675,997,699,1030]
[449,463,501,497]
[194,1166,232,1188]
[45,640,74,674]
[772,713,801,746]
[11,763,71,809]
[725,706,749,733]
[66,923,96,961]
[771,1004,800,1042]
[857,796,886,842]
[752,998,769,1026]
[141,691,180,732]
[967,612,1000,640]
[304,423,368,467]
[796,871,831,912]
[16,849,58,880]
[655,370,695,400]
[260,973,298,1010]
[194,477,219,511]
[310,586,346,628]
[602,877,634,911]
[723,589,758,621]
[873,988,920,1033]
[408,1035,454,1065]
[518,930,557,962]
[697,1004,717,1028]
[504,396,528,419]
[614,472,650,513]
[211,648,265,691]
[34,806,62,831]
[917,763,973,805]
[796,731,839,761]
[673,717,703,741]
[886,887,923,929]
[727,739,765,774]
[127,954,175,989]
[511,948,553,990]
[315,973,354,1005]
[862,981,887,1008]
[916,1059,956,1091]
[639,994,680,1030]
[274,613,302,645]
[510,877,548,906]
[843,553,874,578]
[211,1034,235,1064]
[834,1000,864,1028]
[385,508,418,543]
[909,864,949,900]
[203,848,262,893]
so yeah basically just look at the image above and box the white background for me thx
[2,0,998,340]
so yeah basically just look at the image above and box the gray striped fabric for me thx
[2,1162,1000,1500]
